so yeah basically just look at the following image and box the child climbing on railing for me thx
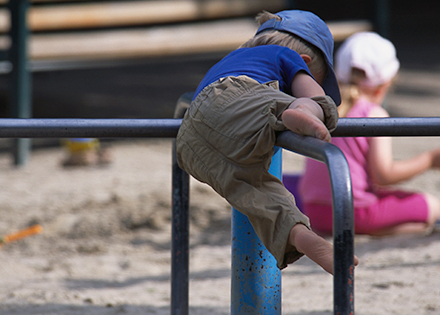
[300,32,440,236]
[176,10,359,274]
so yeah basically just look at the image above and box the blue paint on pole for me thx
[231,147,282,315]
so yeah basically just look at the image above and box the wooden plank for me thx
[0,0,144,3]
[0,0,286,32]
[330,20,373,42]
[28,18,258,60]
[0,19,372,62]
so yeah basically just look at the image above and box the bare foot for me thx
[281,105,331,142]
[289,224,359,274]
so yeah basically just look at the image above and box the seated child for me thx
[300,32,440,236]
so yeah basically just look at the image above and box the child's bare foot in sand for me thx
[281,98,331,142]
[289,224,359,274]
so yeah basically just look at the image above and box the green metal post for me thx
[9,0,32,165]
[375,0,390,38]
[284,0,296,9]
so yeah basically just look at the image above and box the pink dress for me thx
[298,99,428,235]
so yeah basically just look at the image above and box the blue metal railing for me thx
[2,116,438,315]
[0,117,354,314]
[1,117,439,139]
[0,118,182,138]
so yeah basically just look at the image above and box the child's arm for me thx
[290,71,325,98]
[368,106,440,186]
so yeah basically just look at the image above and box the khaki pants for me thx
[176,75,311,269]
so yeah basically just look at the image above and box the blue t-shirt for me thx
[194,45,312,98]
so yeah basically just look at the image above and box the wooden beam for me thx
[0,19,372,62]
[330,20,373,42]
[27,18,258,60]
[0,0,286,32]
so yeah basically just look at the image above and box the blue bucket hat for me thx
[256,10,341,105]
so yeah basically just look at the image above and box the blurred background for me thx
[0,3,439,313]
[0,0,438,128]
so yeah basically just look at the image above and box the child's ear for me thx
[300,54,312,64]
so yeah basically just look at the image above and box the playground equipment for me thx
[0,116,354,314]
[1,115,439,315]
[0,1,400,313]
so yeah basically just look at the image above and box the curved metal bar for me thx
[276,131,355,315]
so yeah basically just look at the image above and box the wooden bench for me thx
[0,0,372,62]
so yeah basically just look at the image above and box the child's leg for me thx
[288,224,334,274]
[281,98,331,142]
[355,190,439,236]
[425,193,440,227]
[288,223,359,275]
[371,193,440,236]
[369,223,429,236]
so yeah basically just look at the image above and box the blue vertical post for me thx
[9,0,32,166]
[231,147,282,315]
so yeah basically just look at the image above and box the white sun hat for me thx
[335,32,400,87]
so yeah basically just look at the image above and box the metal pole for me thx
[284,0,296,9]
[8,0,32,166]
[324,144,355,315]
[332,117,440,137]
[231,147,282,315]
[170,93,192,315]
[276,132,354,315]
[375,0,390,38]
[0,118,182,138]
[171,141,190,315]
[1,117,440,138]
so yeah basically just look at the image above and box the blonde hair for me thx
[338,68,365,117]
[240,11,327,82]
[338,67,396,117]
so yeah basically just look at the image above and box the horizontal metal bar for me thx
[0,117,439,139]
[333,117,440,137]
[0,118,182,138]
